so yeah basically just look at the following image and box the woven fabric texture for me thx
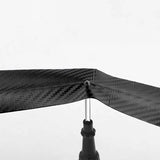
[0,69,160,126]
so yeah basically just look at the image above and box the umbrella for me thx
[0,68,160,159]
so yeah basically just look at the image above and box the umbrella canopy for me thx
[0,68,160,126]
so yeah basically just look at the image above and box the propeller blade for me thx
[0,69,94,113]
[0,69,160,127]
[92,70,160,126]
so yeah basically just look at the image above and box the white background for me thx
[0,0,160,159]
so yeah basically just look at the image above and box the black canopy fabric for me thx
[0,69,160,126]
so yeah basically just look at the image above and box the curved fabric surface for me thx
[0,69,160,126]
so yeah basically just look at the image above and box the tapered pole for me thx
[79,98,100,160]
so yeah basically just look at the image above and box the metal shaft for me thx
[85,98,91,121]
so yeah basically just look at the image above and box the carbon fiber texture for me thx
[0,69,160,126]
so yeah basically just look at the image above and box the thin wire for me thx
[85,98,91,121]
[89,98,91,120]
